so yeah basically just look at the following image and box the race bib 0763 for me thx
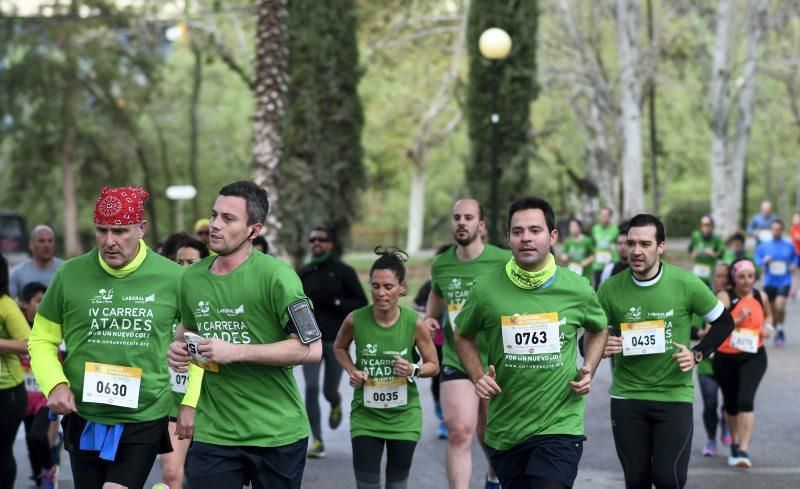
[363,378,407,409]
[621,320,666,356]
[501,313,562,355]
[82,362,142,409]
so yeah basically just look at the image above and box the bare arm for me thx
[198,334,321,366]
[334,313,369,387]
[0,338,28,355]
[395,318,440,378]
[582,328,609,374]
[454,332,483,383]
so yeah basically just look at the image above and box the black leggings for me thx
[697,374,722,440]
[24,407,55,477]
[0,383,27,489]
[351,436,417,489]
[431,345,443,404]
[713,348,767,415]
[610,398,693,489]
[302,342,343,441]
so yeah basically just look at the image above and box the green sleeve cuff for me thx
[180,362,204,408]
[28,313,69,397]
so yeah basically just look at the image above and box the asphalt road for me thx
[13,303,800,489]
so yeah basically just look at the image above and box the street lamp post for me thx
[165,185,197,232]
[479,27,512,244]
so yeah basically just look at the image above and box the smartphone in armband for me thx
[287,299,322,345]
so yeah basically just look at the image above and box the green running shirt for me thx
[430,244,511,373]
[179,250,310,447]
[456,267,607,450]
[688,231,724,283]
[597,263,722,403]
[562,235,595,281]
[591,224,619,272]
[350,305,421,442]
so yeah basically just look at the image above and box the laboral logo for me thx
[91,288,114,304]
[195,300,212,317]
[363,343,378,356]
[648,309,674,319]
[122,293,155,304]
[385,347,408,357]
[625,306,642,321]
[218,304,245,316]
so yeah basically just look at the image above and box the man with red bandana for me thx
[28,187,186,489]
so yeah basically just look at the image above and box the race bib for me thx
[169,367,188,394]
[730,328,759,353]
[82,362,142,409]
[621,320,666,356]
[692,263,712,279]
[596,251,612,265]
[768,260,788,276]
[447,303,463,331]
[568,263,584,275]
[23,367,41,394]
[363,378,407,409]
[501,313,562,355]
[757,230,772,243]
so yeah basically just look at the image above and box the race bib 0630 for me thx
[363,378,407,409]
[621,320,666,356]
[501,313,562,355]
[730,329,759,353]
[82,362,142,409]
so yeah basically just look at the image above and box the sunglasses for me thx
[309,237,330,243]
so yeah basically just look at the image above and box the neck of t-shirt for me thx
[373,305,401,327]
[456,240,485,262]
[632,262,663,287]
[211,246,252,276]
[33,257,54,270]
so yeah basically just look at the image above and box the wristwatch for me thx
[692,350,703,364]
[410,363,421,379]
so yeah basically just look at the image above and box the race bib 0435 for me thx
[501,313,562,355]
[82,362,142,409]
[621,320,666,356]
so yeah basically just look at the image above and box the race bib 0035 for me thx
[621,320,666,356]
[501,313,562,355]
[363,378,407,409]
[82,362,142,409]
[730,328,759,353]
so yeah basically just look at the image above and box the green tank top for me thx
[350,305,421,442]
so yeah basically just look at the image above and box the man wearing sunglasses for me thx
[298,227,367,458]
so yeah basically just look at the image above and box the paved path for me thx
[14,297,800,488]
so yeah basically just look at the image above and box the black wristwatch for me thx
[692,350,703,364]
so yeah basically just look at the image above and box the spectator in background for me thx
[9,225,63,298]
[747,201,779,245]
[194,218,211,248]
[161,232,193,262]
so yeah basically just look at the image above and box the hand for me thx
[47,383,77,415]
[790,285,797,299]
[175,405,195,440]
[570,366,593,395]
[348,369,369,388]
[474,365,501,400]
[393,356,414,377]
[603,334,622,358]
[671,342,695,372]
[763,255,772,264]
[168,340,191,372]
[423,316,440,340]
[197,338,240,364]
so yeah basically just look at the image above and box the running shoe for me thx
[38,466,58,489]
[736,450,752,468]
[702,440,717,457]
[727,445,740,467]
[437,420,449,439]
[775,329,785,346]
[307,439,326,459]
[721,426,732,446]
[485,474,501,489]
[329,403,343,430]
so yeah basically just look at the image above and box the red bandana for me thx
[94,187,149,225]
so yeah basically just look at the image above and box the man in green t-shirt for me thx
[560,218,595,282]
[28,186,184,489]
[598,213,734,489]
[167,181,322,489]
[454,196,609,489]
[424,198,510,489]
[591,207,619,285]
[688,215,724,286]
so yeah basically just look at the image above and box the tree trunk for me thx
[645,0,659,215]
[188,36,203,222]
[709,0,733,236]
[61,5,81,258]
[406,165,425,255]
[617,0,644,217]
[252,0,289,256]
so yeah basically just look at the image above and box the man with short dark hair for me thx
[455,196,609,489]
[9,225,63,298]
[298,226,367,458]
[29,186,183,489]
[168,180,322,489]
[599,213,735,489]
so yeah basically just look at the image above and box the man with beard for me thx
[424,198,510,489]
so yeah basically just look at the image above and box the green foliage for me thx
[465,0,538,239]
[663,200,710,238]
[281,0,365,261]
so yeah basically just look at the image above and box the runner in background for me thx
[688,215,724,287]
[790,212,800,257]
[598,221,630,286]
[559,218,594,284]
[334,248,439,489]
[747,200,779,246]
[754,219,797,346]
[722,232,751,266]
[591,208,619,287]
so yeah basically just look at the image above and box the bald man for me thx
[9,225,63,298]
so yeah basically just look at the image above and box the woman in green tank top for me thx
[334,248,439,489]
